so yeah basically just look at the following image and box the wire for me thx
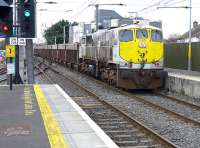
[138,0,166,12]
[69,0,97,20]
[166,0,187,6]
[139,0,187,15]
[163,0,178,5]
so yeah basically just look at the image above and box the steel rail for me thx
[0,78,7,83]
[117,89,200,126]
[0,68,6,75]
[34,65,54,84]
[155,91,200,110]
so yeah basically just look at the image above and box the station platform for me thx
[0,84,118,148]
[165,68,200,99]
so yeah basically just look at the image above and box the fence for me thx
[164,42,200,72]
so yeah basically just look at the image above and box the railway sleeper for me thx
[97,121,128,125]
[114,139,159,147]
[99,125,134,131]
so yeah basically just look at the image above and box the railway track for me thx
[35,58,200,147]
[34,64,53,83]
[89,73,200,127]
[0,67,6,75]
[145,91,200,123]
[0,77,7,83]
[0,66,7,83]
[36,61,177,148]
[116,90,200,126]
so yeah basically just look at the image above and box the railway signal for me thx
[19,0,36,38]
[0,0,13,37]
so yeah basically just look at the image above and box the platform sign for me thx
[7,63,15,74]
[18,38,26,46]
[10,37,26,46]
[10,37,18,45]
[5,45,15,58]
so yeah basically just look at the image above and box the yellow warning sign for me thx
[6,45,15,58]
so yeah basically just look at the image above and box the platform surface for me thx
[0,85,50,148]
[166,68,200,81]
[0,84,118,148]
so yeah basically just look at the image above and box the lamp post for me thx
[157,4,192,71]
[188,0,192,71]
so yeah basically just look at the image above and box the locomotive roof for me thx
[118,24,162,31]
[88,24,162,36]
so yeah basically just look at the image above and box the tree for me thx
[166,33,182,43]
[43,20,69,44]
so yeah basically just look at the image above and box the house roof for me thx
[98,9,123,22]
[181,24,200,39]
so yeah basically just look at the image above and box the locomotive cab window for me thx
[119,30,133,42]
[136,29,148,39]
[151,30,162,42]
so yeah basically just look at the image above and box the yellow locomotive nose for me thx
[119,28,163,64]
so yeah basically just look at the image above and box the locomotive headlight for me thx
[154,60,163,67]
[138,42,147,48]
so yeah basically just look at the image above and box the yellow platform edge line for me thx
[33,84,68,148]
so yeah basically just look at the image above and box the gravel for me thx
[163,91,200,107]
[136,94,200,122]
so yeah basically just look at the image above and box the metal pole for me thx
[188,0,192,71]
[54,36,57,45]
[26,39,35,84]
[63,26,65,44]
[95,4,99,31]
[9,58,12,90]
[13,0,22,84]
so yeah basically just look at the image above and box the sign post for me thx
[6,45,16,90]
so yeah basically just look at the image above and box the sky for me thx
[36,0,200,42]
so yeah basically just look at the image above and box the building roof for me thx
[98,9,123,23]
[0,0,9,6]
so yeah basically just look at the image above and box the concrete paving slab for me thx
[62,120,94,133]
[55,112,84,122]
[70,132,107,148]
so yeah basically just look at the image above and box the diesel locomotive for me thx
[34,23,167,89]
